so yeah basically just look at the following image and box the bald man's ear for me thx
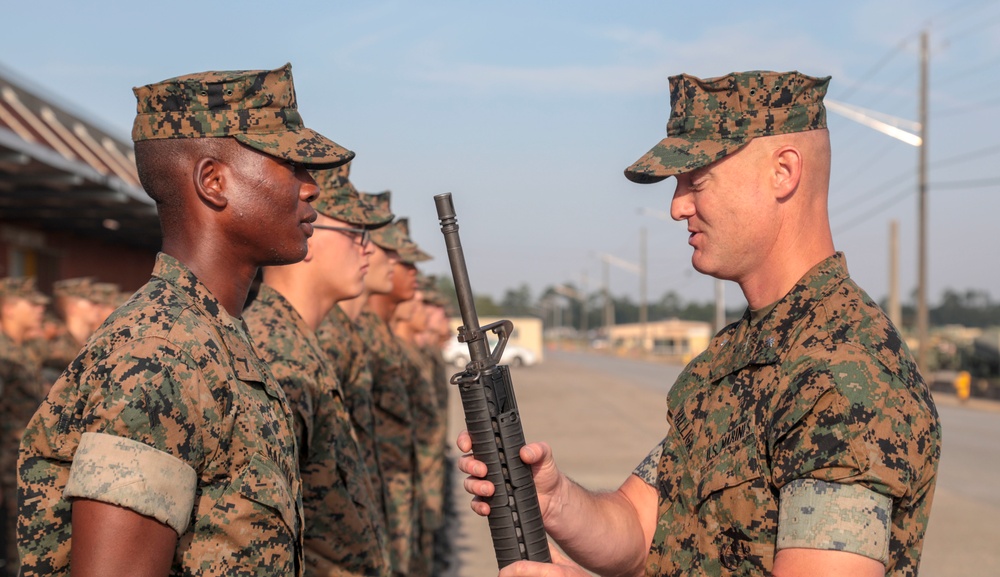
[773,145,803,201]
[194,157,228,210]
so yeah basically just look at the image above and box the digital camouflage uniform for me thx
[1,332,45,577]
[420,340,454,573]
[310,162,394,534]
[18,254,305,576]
[0,277,49,577]
[42,328,82,378]
[317,306,386,521]
[622,72,941,575]
[245,285,391,577]
[397,339,444,574]
[356,310,419,577]
[633,254,940,576]
[42,278,99,381]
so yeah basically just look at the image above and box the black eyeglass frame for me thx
[312,224,371,247]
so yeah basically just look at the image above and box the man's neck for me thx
[162,242,255,318]
[338,293,367,321]
[1,321,25,345]
[393,320,416,343]
[367,293,398,324]
[738,247,835,309]
[66,316,92,345]
[263,274,334,332]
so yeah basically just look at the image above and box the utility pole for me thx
[581,270,588,334]
[916,29,930,371]
[889,220,901,327]
[640,227,648,349]
[597,252,643,348]
[824,33,929,367]
[602,259,613,332]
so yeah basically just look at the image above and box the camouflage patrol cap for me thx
[418,275,446,307]
[394,218,433,265]
[132,63,354,169]
[0,276,49,305]
[90,282,121,307]
[310,162,394,227]
[52,277,96,300]
[367,193,406,251]
[625,70,830,183]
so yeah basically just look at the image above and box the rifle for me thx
[434,193,551,569]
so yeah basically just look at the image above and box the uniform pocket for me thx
[233,452,299,538]
[374,384,410,424]
[696,438,776,574]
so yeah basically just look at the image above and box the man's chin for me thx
[261,244,309,267]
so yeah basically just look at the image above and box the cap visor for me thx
[624,137,734,184]
[398,242,433,264]
[235,127,354,169]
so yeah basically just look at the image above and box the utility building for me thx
[605,319,712,363]
[0,62,158,293]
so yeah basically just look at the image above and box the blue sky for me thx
[3,0,999,310]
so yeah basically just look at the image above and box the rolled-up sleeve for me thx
[777,478,891,564]
[65,432,197,535]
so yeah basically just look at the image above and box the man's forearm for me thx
[543,475,654,577]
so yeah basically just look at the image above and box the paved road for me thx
[444,349,1000,576]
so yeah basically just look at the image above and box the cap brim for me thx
[234,127,354,170]
[624,137,739,184]
[28,294,50,305]
[371,227,406,251]
[398,241,433,264]
[359,203,395,228]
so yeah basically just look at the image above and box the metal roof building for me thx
[0,62,159,292]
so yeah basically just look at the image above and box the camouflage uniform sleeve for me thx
[632,435,666,485]
[777,479,891,564]
[770,343,924,562]
[64,432,198,534]
[64,337,215,530]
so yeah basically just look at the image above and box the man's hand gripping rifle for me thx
[434,193,551,569]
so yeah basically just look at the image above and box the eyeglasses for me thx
[312,224,371,248]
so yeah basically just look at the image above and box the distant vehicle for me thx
[443,338,538,368]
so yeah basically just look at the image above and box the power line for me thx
[934,53,1000,84]
[936,94,1000,117]
[940,8,1000,43]
[832,139,1000,217]
[932,177,1000,189]
[837,35,915,102]
[836,0,997,106]
[830,168,914,215]
[924,0,998,32]
[930,142,1000,169]
[831,142,898,190]
[833,187,913,235]
[833,177,999,236]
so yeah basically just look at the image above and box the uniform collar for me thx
[253,284,326,360]
[708,252,850,381]
[152,252,270,389]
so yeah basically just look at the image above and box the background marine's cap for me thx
[367,193,405,251]
[394,218,433,265]
[0,277,50,305]
[625,70,830,183]
[311,162,394,227]
[132,63,354,169]
[90,282,122,307]
[53,277,96,301]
